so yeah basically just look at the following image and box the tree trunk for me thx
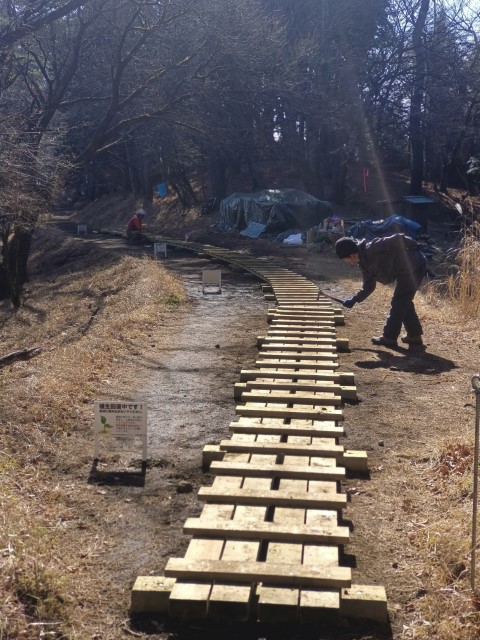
[409,0,429,195]
[207,155,227,202]
[143,158,154,206]
[0,227,33,307]
[332,159,348,205]
[247,157,260,191]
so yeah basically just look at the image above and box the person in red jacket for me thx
[126,209,145,244]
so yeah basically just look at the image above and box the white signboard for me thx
[154,242,167,258]
[94,401,147,460]
[202,269,222,294]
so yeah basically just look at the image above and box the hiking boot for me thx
[371,335,398,347]
[400,335,424,346]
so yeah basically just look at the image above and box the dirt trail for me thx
[140,252,268,464]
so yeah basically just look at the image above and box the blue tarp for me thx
[157,183,167,197]
[348,215,421,241]
[240,222,267,238]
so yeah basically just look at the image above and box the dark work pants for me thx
[383,254,427,339]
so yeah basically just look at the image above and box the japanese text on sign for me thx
[94,401,147,438]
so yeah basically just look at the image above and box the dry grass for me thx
[443,223,480,319]
[0,227,186,639]
[405,259,480,638]
[404,277,480,638]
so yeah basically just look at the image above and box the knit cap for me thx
[334,237,358,259]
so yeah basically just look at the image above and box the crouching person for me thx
[334,234,426,349]
[126,209,146,244]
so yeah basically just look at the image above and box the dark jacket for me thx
[353,234,425,303]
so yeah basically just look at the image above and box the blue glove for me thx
[343,297,356,309]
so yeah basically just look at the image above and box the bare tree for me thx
[0,0,91,49]
[0,121,67,306]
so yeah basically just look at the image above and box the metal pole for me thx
[471,374,480,592]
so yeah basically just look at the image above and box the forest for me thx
[0,0,479,306]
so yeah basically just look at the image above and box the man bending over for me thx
[335,234,426,348]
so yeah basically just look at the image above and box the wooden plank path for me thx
[131,241,388,626]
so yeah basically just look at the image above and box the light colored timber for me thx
[209,460,345,481]
[261,334,347,344]
[300,537,344,621]
[341,450,369,472]
[256,585,301,622]
[197,485,347,509]
[202,443,225,466]
[258,499,309,622]
[229,432,339,445]
[270,315,337,322]
[182,516,349,544]
[275,303,340,309]
[169,537,223,617]
[239,390,342,406]
[274,307,340,313]
[269,316,345,326]
[236,405,343,421]
[257,333,350,353]
[275,299,329,304]
[258,335,348,347]
[270,320,336,329]
[269,283,319,288]
[208,489,268,620]
[269,319,338,328]
[271,289,322,293]
[274,294,323,299]
[168,581,212,618]
[258,350,338,361]
[165,559,351,588]
[264,338,349,353]
[262,325,339,341]
[264,332,340,341]
[275,299,334,304]
[202,444,368,473]
[273,287,327,291]
[273,296,332,300]
[269,309,335,317]
[270,320,337,328]
[340,585,388,623]
[169,481,271,619]
[218,439,344,458]
[255,359,339,370]
[269,317,338,324]
[239,369,356,386]
[259,342,341,353]
[207,582,253,620]
[258,486,343,621]
[239,386,342,405]
[235,380,356,401]
[229,417,344,438]
[275,298,335,301]
[131,576,176,614]
[269,309,337,317]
